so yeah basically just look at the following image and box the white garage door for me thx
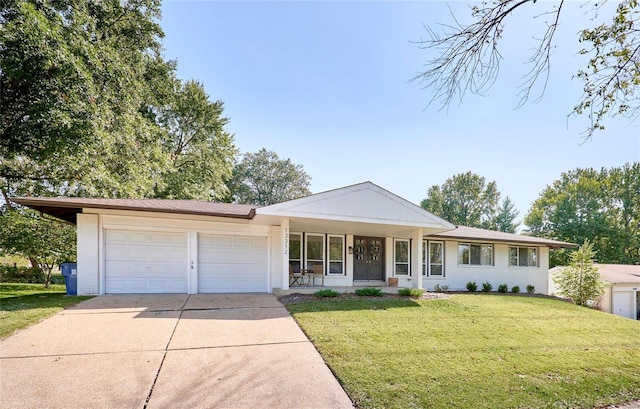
[613,291,633,319]
[105,230,188,293]
[198,234,268,293]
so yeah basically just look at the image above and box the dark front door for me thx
[353,236,385,281]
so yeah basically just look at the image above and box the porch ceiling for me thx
[287,217,451,238]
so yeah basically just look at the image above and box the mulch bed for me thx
[278,291,450,305]
[277,290,571,305]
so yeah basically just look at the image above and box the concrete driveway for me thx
[0,294,353,409]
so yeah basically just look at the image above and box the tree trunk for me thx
[43,265,53,289]
[29,257,39,269]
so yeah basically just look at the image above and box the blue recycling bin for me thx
[60,262,77,295]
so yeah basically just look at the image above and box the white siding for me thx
[74,208,557,295]
[77,213,99,295]
[423,242,549,293]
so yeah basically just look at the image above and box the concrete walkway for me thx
[0,294,353,409]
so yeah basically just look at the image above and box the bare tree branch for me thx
[413,0,640,139]
[412,0,541,109]
[517,1,565,107]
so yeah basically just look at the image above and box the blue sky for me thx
[160,1,639,229]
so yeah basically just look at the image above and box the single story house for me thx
[13,182,574,296]
[550,264,640,320]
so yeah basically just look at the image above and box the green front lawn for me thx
[0,283,93,339]
[287,295,640,409]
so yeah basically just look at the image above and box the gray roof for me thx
[11,197,257,224]
[427,225,577,249]
[594,264,640,284]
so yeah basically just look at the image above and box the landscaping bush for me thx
[526,284,535,294]
[433,284,449,293]
[0,265,45,284]
[466,281,478,292]
[355,287,384,297]
[398,288,423,297]
[314,289,340,298]
[497,283,508,293]
[481,281,493,292]
[511,285,520,293]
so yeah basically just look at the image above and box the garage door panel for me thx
[106,230,187,245]
[106,261,186,276]
[199,249,234,264]
[198,234,268,293]
[199,235,231,247]
[106,245,186,262]
[105,230,188,294]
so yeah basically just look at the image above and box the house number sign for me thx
[283,226,289,256]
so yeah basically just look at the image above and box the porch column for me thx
[281,218,290,290]
[412,228,423,289]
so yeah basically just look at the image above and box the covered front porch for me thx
[254,182,456,293]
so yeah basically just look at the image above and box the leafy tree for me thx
[525,164,639,266]
[1,0,174,198]
[0,209,76,288]
[226,149,311,206]
[154,80,237,201]
[0,1,237,201]
[608,163,640,263]
[420,172,517,230]
[553,241,606,307]
[414,0,640,138]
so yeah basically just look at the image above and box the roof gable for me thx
[257,182,455,229]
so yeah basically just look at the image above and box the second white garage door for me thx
[198,234,268,293]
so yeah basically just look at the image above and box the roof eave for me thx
[10,198,256,223]
[426,233,578,249]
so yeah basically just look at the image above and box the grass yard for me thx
[287,295,640,409]
[0,283,93,339]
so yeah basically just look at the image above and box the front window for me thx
[395,239,410,276]
[289,233,302,273]
[328,235,344,275]
[458,243,492,266]
[305,234,325,271]
[509,247,538,267]
[423,240,444,276]
[289,233,347,276]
